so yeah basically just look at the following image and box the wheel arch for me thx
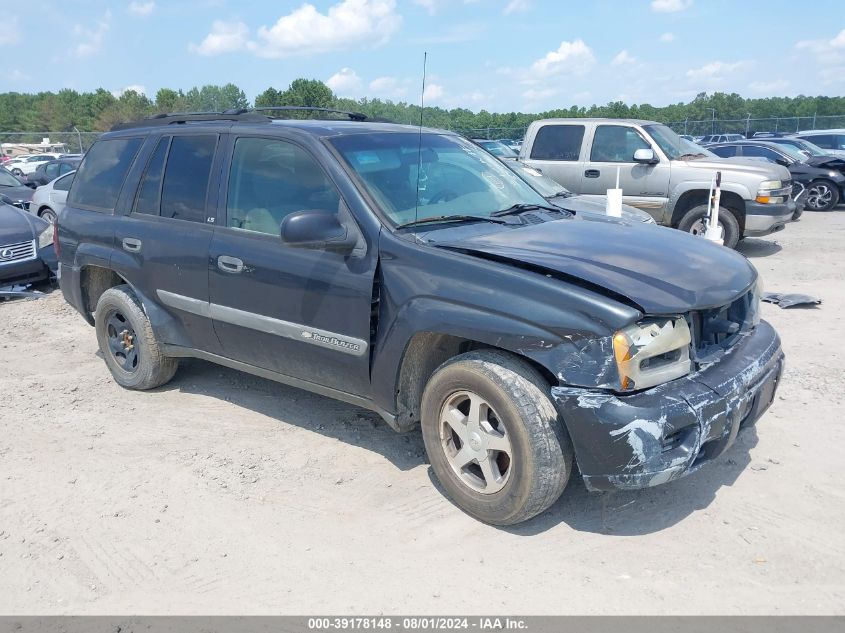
[671,188,746,230]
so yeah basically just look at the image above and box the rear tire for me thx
[95,285,178,390]
[39,207,56,224]
[420,350,572,525]
[805,179,840,212]
[677,203,741,249]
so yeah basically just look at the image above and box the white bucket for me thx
[606,188,623,217]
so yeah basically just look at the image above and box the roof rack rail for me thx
[110,111,269,130]
[110,106,370,131]
[251,106,368,121]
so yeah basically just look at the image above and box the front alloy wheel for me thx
[805,181,839,211]
[440,390,512,494]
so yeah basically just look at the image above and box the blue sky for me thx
[2,0,843,112]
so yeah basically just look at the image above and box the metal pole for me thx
[812,112,817,130]
[745,114,751,137]
[73,126,82,153]
[710,109,716,134]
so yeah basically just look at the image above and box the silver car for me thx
[29,170,75,223]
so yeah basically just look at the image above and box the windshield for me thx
[777,139,825,156]
[476,140,518,158]
[775,143,807,162]
[643,123,702,159]
[503,162,569,198]
[330,133,548,226]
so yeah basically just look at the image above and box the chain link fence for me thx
[1,131,101,156]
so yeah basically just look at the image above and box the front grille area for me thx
[688,289,754,364]
[0,239,37,265]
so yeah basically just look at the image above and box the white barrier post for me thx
[606,166,622,217]
[704,170,724,244]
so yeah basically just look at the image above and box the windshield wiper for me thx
[491,202,568,217]
[394,214,509,229]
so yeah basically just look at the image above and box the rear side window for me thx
[133,136,170,216]
[529,125,584,161]
[160,135,217,223]
[68,137,143,212]
[53,173,74,192]
[802,134,833,149]
[590,125,650,162]
[742,145,780,162]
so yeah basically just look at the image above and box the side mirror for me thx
[280,210,357,254]
[633,148,658,164]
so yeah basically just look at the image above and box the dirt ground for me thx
[1,209,844,615]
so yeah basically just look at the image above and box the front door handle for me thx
[122,237,142,252]
[584,169,601,178]
[217,255,244,273]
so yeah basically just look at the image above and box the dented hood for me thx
[432,219,756,314]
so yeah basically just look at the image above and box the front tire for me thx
[39,207,56,223]
[677,203,741,249]
[420,350,572,525]
[805,180,840,211]
[95,285,178,390]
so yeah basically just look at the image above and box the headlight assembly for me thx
[38,223,54,249]
[612,317,692,392]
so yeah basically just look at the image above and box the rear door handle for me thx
[122,238,142,252]
[217,255,244,273]
[584,169,601,178]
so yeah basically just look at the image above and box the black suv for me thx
[58,108,784,525]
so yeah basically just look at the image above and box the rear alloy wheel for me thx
[421,350,572,525]
[677,203,741,249]
[11,168,23,176]
[805,180,840,212]
[39,207,56,224]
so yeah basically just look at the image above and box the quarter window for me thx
[68,137,144,212]
[133,136,170,216]
[529,125,584,161]
[53,173,75,192]
[590,125,651,162]
[159,135,217,223]
[226,137,340,236]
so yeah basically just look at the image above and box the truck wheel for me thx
[420,350,572,525]
[94,285,178,390]
[677,204,740,249]
[805,180,840,211]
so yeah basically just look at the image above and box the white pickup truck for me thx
[519,118,796,248]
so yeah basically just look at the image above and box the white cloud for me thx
[650,0,692,12]
[819,66,845,85]
[503,0,530,15]
[685,60,750,82]
[659,32,676,43]
[190,20,249,56]
[2,18,21,46]
[796,29,845,65]
[112,84,147,98]
[522,87,557,101]
[749,79,789,94]
[251,0,401,58]
[611,50,636,66]
[128,1,155,17]
[73,11,111,57]
[529,39,595,78]
[413,0,479,13]
[326,68,363,95]
[423,83,444,102]
[369,76,410,99]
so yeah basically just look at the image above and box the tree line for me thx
[2,78,845,137]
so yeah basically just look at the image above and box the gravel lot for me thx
[1,209,844,615]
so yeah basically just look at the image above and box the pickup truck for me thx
[57,109,784,525]
[519,118,796,248]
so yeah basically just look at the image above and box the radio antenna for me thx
[412,51,427,232]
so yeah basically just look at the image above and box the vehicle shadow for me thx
[737,238,782,258]
[504,426,759,536]
[149,358,758,535]
[158,358,427,472]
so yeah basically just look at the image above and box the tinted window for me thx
[529,125,584,161]
[45,162,59,178]
[710,145,737,158]
[0,170,19,187]
[801,134,833,149]
[68,137,143,211]
[590,125,650,162]
[835,135,845,150]
[160,135,217,223]
[742,145,781,162]
[53,173,74,192]
[59,163,75,175]
[133,136,170,216]
[226,137,340,236]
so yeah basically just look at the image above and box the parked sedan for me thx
[29,171,75,223]
[0,167,36,210]
[25,158,80,187]
[6,153,61,176]
[0,201,57,287]
[708,140,845,211]
[504,161,656,224]
[794,130,845,157]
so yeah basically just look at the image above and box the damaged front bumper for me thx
[551,319,784,492]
